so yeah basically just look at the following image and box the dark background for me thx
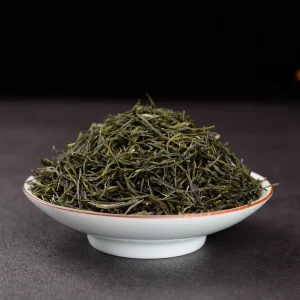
[0,14,300,100]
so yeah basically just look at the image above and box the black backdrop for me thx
[1,14,299,99]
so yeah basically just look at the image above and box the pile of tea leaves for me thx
[28,98,265,215]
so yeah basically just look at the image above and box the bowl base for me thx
[87,235,206,259]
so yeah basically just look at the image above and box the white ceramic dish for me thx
[23,172,273,259]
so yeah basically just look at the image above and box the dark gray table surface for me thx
[1,99,299,300]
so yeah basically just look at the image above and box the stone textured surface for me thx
[1,99,299,300]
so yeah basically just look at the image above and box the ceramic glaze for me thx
[23,172,273,259]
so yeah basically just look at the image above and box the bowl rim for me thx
[23,172,273,219]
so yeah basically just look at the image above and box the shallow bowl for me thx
[23,172,273,259]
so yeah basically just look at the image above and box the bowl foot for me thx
[87,235,206,259]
